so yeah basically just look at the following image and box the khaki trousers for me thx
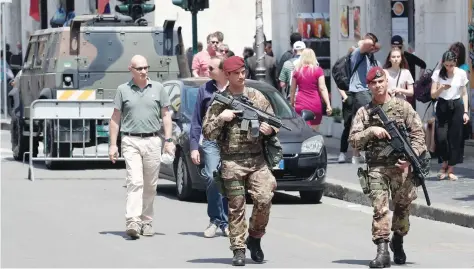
[121,135,162,227]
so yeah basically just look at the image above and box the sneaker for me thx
[126,222,141,239]
[141,223,154,236]
[338,153,346,163]
[204,223,218,238]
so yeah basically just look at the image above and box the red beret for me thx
[223,56,245,73]
[366,66,385,84]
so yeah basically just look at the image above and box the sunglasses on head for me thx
[132,66,149,71]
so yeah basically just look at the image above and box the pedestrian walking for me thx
[391,35,427,110]
[202,56,277,266]
[289,48,332,130]
[190,56,229,238]
[431,50,469,181]
[338,33,381,164]
[349,66,427,268]
[278,41,306,99]
[109,55,175,240]
[383,47,414,99]
[192,32,220,78]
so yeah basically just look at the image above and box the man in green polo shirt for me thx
[109,54,175,240]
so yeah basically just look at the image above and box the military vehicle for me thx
[8,3,191,169]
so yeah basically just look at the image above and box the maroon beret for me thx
[366,66,385,84]
[223,56,245,73]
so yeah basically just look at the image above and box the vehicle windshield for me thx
[183,86,294,119]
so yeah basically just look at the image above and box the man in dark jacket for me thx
[189,56,229,238]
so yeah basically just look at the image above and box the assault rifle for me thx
[370,106,431,206]
[213,93,291,137]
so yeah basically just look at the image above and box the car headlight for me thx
[301,135,324,154]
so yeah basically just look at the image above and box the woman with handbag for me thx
[383,47,414,99]
[289,48,332,131]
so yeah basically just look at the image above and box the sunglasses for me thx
[210,41,219,44]
[219,49,228,53]
[132,66,149,71]
[209,66,219,72]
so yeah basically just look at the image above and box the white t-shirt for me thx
[384,68,414,99]
[431,67,468,100]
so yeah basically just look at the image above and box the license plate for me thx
[273,160,284,170]
[96,125,109,137]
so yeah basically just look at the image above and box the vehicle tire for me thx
[11,117,27,161]
[174,152,197,201]
[44,120,70,170]
[11,117,37,161]
[299,190,323,204]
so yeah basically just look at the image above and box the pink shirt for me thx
[192,50,211,77]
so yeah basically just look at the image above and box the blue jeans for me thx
[201,140,228,230]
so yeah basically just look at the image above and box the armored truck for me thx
[9,14,191,169]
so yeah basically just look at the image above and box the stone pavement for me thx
[322,136,474,229]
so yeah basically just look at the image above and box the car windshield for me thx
[182,86,294,119]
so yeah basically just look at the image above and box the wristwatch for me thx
[164,138,173,143]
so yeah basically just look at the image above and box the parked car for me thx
[159,78,327,203]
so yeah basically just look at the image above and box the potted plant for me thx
[331,107,344,139]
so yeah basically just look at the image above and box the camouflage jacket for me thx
[202,86,275,158]
[348,97,426,165]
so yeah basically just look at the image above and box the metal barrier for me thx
[26,100,124,181]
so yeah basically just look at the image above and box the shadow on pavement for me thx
[178,229,225,238]
[333,259,415,266]
[187,258,266,265]
[453,194,474,201]
[99,231,165,240]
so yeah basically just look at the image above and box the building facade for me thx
[5,0,272,60]
[272,0,471,123]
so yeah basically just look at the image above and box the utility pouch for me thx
[213,162,226,196]
[357,167,370,194]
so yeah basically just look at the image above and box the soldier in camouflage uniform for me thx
[202,56,277,266]
[349,66,427,268]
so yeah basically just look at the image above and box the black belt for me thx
[122,132,159,138]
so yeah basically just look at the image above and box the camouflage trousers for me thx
[368,166,417,243]
[220,156,277,251]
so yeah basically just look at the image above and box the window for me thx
[35,38,47,67]
[25,41,37,68]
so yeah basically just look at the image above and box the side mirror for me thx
[301,109,315,121]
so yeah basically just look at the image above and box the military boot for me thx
[389,233,406,265]
[232,249,246,266]
[369,239,391,268]
[246,236,264,263]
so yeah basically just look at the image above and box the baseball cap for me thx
[293,41,306,50]
[366,67,385,84]
[391,35,403,46]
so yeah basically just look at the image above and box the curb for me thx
[323,178,474,229]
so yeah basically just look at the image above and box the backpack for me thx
[414,63,438,103]
[331,50,365,91]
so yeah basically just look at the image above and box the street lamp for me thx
[255,0,266,82]
[1,0,12,120]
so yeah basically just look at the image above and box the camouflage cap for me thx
[366,66,385,84]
